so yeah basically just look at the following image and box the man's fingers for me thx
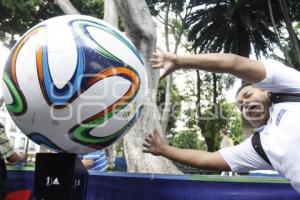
[152,52,160,58]
[145,137,152,143]
[160,70,170,80]
[152,64,163,68]
[143,149,151,153]
[150,58,158,62]
[142,143,150,149]
[150,58,162,66]
[149,133,154,139]
[154,131,162,140]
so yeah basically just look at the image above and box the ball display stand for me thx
[33,153,88,200]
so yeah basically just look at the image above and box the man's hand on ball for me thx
[151,48,178,79]
[143,130,166,156]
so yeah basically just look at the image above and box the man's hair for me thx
[220,128,228,135]
[235,83,253,97]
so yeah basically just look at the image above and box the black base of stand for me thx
[33,153,88,200]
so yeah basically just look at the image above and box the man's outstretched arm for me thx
[151,50,266,83]
[143,131,231,171]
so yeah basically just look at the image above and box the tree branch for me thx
[278,0,300,65]
[268,0,292,66]
[54,0,80,14]
[114,0,158,94]
[104,0,118,27]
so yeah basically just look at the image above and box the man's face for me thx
[236,85,270,128]
[219,132,224,138]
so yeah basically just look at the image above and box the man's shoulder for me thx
[260,59,289,69]
[255,59,300,93]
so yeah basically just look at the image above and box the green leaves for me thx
[187,1,279,57]
[145,0,186,16]
[171,130,204,150]
[0,0,104,48]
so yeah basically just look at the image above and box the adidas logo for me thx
[52,178,59,185]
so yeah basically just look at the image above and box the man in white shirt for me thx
[142,50,300,193]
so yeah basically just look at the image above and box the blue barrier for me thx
[6,170,300,200]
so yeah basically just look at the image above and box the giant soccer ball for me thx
[2,15,147,154]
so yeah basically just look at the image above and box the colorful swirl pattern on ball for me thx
[35,19,143,150]
[68,66,140,149]
[28,132,64,152]
[36,38,85,107]
[3,26,45,115]
[71,20,144,65]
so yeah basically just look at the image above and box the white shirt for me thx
[220,59,300,193]
[220,136,232,149]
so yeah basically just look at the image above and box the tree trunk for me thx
[267,0,292,66]
[196,71,217,151]
[212,73,217,109]
[196,70,206,146]
[278,0,300,65]
[54,0,80,14]
[103,0,119,169]
[206,73,218,151]
[161,74,173,135]
[204,137,214,152]
[160,0,172,135]
[164,0,171,52]
[104,0,118,26]
[114,0,181,174]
